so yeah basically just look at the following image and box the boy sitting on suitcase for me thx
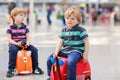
[47,5,89,80]
[6,7,43,77]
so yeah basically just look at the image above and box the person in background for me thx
[46,4,52,25]
[8,1,16,14]
[7,1,16,24]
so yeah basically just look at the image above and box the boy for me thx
[6,7,43,77]
[47,5,89,80]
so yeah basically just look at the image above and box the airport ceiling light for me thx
[77,0,85,2]
[100,0,108,3]
[89,0,98,2]
[72,0,84,2]
[8,0,13,2]
[22,0,29,2]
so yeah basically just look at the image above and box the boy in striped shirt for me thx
[6,7,43,77]
[47,5,89,80]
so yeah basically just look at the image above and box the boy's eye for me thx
[71,18,75,20]
[20,14,24,16]
[66,18,69,19]
[20,14,23,16]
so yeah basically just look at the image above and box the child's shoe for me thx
[6,69,15,77]
[33,67,44,75]
[47,77,50,80]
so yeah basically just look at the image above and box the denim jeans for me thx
[47,13,51,25]
[8,44,39,70]
[47,51,82,80]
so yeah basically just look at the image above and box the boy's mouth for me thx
[67,23,71,24]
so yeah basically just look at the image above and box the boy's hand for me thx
[83,53,88,63]
[16,41,22,47]
[26,43,30,46]
[53,53,58,58]
[25,45,29,48]
[25,43,30,48]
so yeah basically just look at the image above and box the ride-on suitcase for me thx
[50,57,91,80]
[16,42,32,74]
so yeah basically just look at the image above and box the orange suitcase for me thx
[16,48,32,74]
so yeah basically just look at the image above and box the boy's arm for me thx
[83,38,89,63]
[53,39,64,58]
[26,33,30,46]
[7,35,21,47]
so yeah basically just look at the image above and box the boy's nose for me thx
[67,19,71,22]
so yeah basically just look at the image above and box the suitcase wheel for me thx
[85,76,91,80]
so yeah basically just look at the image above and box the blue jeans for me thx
[8,44,39,70]
[47,51,82,80]
[47,13,51,25]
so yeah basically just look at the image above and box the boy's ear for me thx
[78,19,81,24]
[13,15,16,18]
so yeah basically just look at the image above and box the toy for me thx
[50,57,91,80]
[16,42,32,74]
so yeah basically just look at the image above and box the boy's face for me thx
[14,13,26,24]
[65,14,79,28]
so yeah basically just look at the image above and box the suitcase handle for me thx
[56,57,62,80]
[21,42,29,50]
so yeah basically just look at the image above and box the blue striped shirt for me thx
[59,25,88,55]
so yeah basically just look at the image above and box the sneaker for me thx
[33,67,44,75]
[47,77,50,80]
[67,79,73,80]
[6,69,15,77]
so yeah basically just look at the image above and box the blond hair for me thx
[10,7,26,23]
[64,5,82,24]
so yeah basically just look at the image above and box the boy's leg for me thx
[67,51,82,80]
[47,52,67,78]
[27,45,43,74]
[6,44,19,77]
[8,44,19,69]
[27,45,38,69]
[47,53,54,76]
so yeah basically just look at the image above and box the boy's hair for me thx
[10,7,26,23]
[64,5,82,24]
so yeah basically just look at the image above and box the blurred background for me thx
[0,0,120,27]
[0,0,120,80]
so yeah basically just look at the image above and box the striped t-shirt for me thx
[6,23,29,43]
[59,25,88,55]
